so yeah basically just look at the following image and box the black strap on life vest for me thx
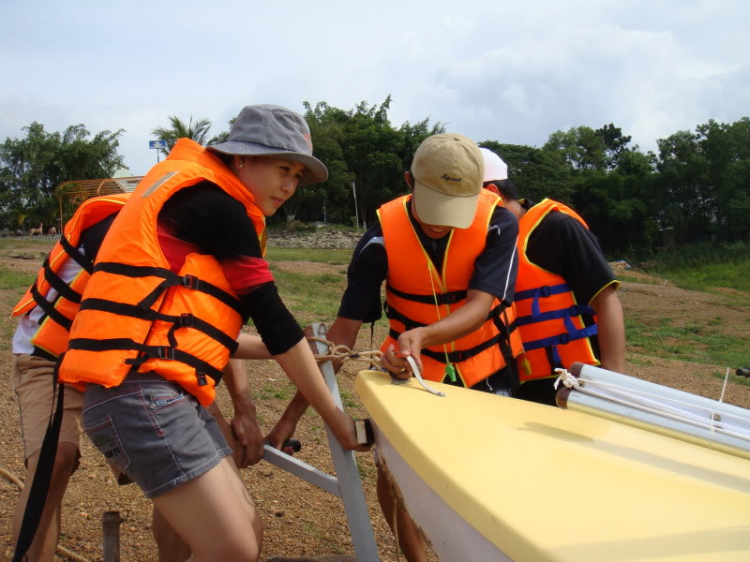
[416,332,507,364]
[385,296,518,371]
[79,299,239,352]
[386,283,467,306]
[491,306,519,386]
[39,256,83,305]
[26,237,93,332]
[59,234,94,274]
[93,262,244,315]
[67,337,226,387]
[30,284,73,332]
[12,362,65,562]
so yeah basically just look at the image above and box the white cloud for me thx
[1,0,749,174]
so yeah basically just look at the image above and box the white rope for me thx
[553,368,750,444]
[554,368,581,390]
[307,336,383,370]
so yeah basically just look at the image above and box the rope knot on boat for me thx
[306,336,383,370]
[554,368,582,390]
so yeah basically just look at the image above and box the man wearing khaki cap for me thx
[267,132,523,562]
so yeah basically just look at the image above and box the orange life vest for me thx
[379,190,523,387]
[515,199,599,382]
[11,193,131,358]
[58,139,266,406]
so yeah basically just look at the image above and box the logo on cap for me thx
[441,174,463,183]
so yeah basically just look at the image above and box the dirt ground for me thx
[0,239,749,562]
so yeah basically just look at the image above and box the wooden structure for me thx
[54,176,143,228]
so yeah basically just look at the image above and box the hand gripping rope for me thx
[307,337,445,397]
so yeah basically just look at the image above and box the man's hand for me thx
[380,343,415,380]
[265,413,300,456]
[230,392,265,467]
[222,358,264,467]
[206,402,243,466]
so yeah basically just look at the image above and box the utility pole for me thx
[352,181,360,230]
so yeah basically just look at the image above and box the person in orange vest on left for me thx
[480,147,625,406]
[10,194,128,562]
[57,104,367,562]
[10,193,268,562]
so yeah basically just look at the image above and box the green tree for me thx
[479,141,573,203]
[596,123,633,170]
[655,129,711,242]
[0,122,124,229]
[301,97,442,226]
[543,126,608,172]
[151,115,212,156]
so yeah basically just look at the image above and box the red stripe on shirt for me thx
[158,224,274,295]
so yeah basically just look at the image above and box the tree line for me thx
[1,96,748,257]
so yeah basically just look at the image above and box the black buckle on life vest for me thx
[196,372,208,386]
[557,333,570,345]
[179,313,195,327]
[451,350,469,362]
[438,291,463,305]
[156,346,175,360]
[182,275,199,290]
[539,285,552,298]
[568,305,581,317]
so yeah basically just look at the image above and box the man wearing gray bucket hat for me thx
[58,104,366,561]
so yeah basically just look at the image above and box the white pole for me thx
[352,181,360,230]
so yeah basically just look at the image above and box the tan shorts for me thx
[13,354,84,461]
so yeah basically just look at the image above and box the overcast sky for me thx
[2,0,749,176]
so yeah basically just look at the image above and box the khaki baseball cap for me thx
[411,133,484,229]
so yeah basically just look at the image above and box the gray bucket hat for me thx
[208,104,328,186]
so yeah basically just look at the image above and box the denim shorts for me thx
[83,372,232,498]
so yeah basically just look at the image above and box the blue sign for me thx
[149,140,167,149]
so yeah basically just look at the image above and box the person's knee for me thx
[53,443,80,478]
[195,536,259,562]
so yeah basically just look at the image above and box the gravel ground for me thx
[1,238,748,561]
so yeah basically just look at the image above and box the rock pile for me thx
[267,229,362,250]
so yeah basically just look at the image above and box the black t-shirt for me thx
[521,199,618,306]
[80,213,117,262]
[158,183,303,355]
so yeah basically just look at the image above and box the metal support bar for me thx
[262,323,379,561]
[262,446,341,497]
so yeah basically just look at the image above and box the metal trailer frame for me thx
[261,323,379,561]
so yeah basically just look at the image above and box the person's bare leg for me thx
[13,442,78,562]
[152,457,262,562]
[376,463,427,562]
[153,506,192,562]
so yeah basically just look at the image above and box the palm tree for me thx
[151,115,212,157]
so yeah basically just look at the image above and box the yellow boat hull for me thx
[355,370,750,561]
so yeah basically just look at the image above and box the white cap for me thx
[480,148,508,182]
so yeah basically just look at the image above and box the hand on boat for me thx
[381,344,412,380]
